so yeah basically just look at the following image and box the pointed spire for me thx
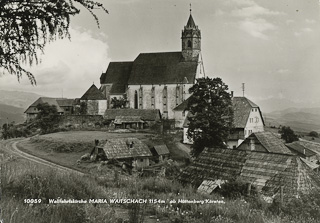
[186,4,196,28]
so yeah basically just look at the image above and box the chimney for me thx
[231,91,234,98]
[250,138,255,151]
[95,139,99,146]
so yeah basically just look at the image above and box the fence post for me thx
[247,183,252,196]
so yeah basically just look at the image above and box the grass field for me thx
[16,130,190,172]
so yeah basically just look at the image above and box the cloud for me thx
[294,27,313,36]
[0,28,110,98]
[239,18,276,40]
[231,5,282,18]
[306,19,316,24]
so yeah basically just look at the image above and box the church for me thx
[99,12,203,120]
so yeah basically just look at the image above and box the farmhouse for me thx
[100,12,203,119]
[237,132,292,155]
[25,97,73,121]
[92,138,152,170]
[182,96,265,146]
[178,148,320,200]
[228,97,264,148]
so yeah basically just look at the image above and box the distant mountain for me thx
[0,90,43,109]
[0,104,25,126]
[256,98,319,113]
[264,107,320,132]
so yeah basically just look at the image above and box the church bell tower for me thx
[181,8,201,61]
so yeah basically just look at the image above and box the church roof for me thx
[100,62,133,94]
[233,97,264,128]
[128,52,198,85]
[80,84,105,100]
[186,14,196,28]
[100,52,198,87]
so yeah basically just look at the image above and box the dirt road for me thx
[0,138,84,176]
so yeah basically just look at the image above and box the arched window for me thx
[187,40,192,48]
[134,90,138,109]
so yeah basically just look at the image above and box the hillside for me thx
[264,107,320,132]
[0,104,25,125]
[0,90,43,109]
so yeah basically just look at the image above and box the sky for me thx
[1,0,320,106]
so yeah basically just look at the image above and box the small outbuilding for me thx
[92,138,152,170]
[114,116,144,129]
[150,145,170,162]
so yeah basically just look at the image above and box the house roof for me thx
[56,99,74,107]
[104,109,161,121]
[286,141,317,157]
[128,52,198,85]
[233,97,264,128]
[100,62,133,94]
[249,132,292,155]
[114,116,144,124]
[153,145,170,155]
[24,97,64,113]
[300,157,319,170]
[99,138,152,159]
[80,84,105,100]
[178,148,320,197]
[297,140,320,156]
[173,98,189,111]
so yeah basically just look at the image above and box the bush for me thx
[309,131,319,138]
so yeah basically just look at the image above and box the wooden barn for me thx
[150,145,170,162]
[178,148,320,201]
[92,138,152,170]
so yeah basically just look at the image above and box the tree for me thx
[279,126,299,143]
[0,0,108,84]
[186,77,234,157]
[111,97,128,109]
[36,102,59,133]
[309,131,319,138]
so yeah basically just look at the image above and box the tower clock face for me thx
[193,38,200,49]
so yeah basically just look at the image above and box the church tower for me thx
[181,9,201,61]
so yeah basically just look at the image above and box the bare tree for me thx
[0,0,108,84]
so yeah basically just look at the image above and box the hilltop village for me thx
[20,12,320,210]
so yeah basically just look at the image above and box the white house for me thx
[182,96,265,147]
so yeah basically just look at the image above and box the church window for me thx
[134,91,138,109]
[187,40,192,48]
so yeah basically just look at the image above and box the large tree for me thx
[279,126,299,143]
[187,77,234,157]
[0,0,107,84]
[36,102,59,133]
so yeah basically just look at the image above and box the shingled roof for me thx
[80,84,105,100]
[128,52,198,85]
[104,109,161,121]
[233,97,264,128]
[173,98,189,111]
[56,99,74,107]
[253,132,292,154]
[178,148,320,198]
[286,141,317,157]
[24,97,64,113]
[100,62,133,94]
[153,145,170,156]
[99,138,152,159]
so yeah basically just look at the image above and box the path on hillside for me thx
[0,139,84,176]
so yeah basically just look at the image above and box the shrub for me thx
[309,131,319,138]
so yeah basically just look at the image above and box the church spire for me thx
[181,7,201,61]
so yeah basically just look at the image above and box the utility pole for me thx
[242,83,245,97]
